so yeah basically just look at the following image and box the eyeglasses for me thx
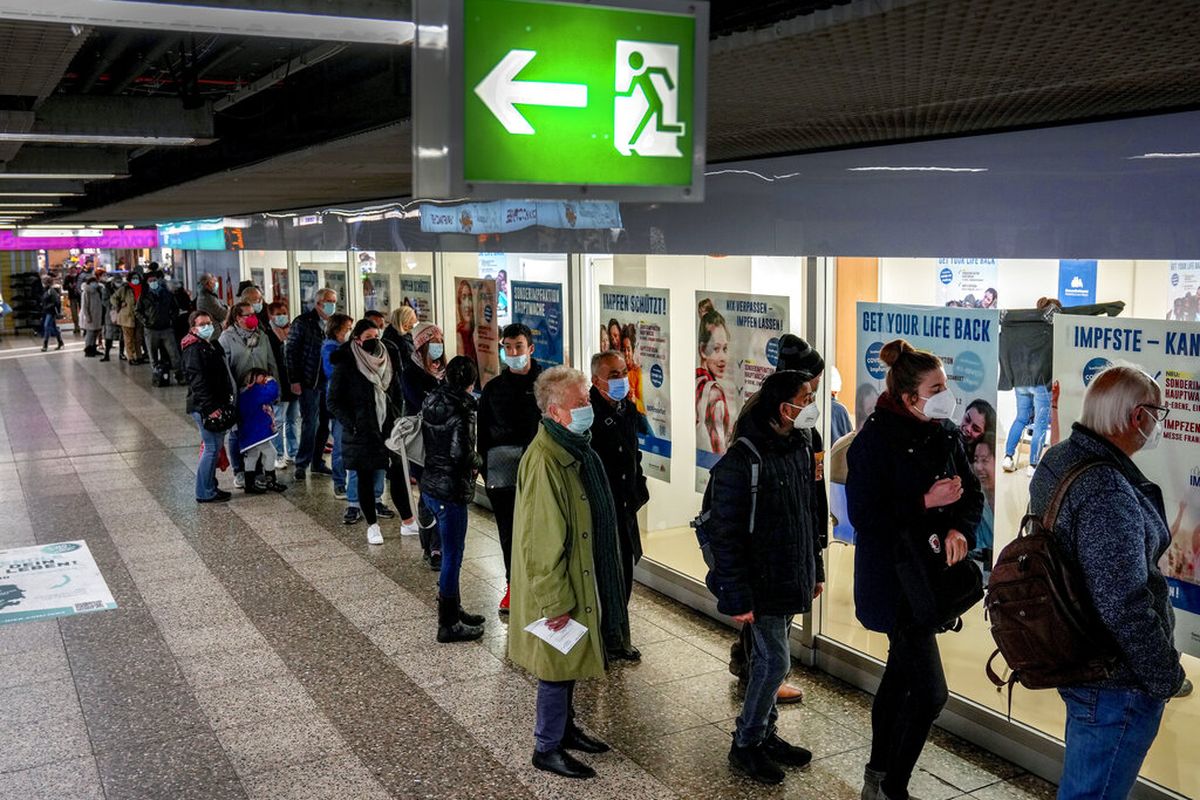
[1139,404,1170,422]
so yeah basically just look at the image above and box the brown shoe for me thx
[775,683,804,705]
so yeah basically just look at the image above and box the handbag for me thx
[894,529,984,632]
[202,405,239,433]
[485,445,524,490]
[386,413,424,466]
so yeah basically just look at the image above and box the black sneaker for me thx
[197,489,232,504]
[423,551,442,571]
[293,467,306,481]
[729,741,784,785]
[310,462,333,477]
[763,732,812,768]
[343,507,362,525]
[375,503,396,519]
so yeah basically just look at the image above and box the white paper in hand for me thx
[524,617,588,655]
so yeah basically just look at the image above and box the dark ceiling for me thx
[1,0,1197,226]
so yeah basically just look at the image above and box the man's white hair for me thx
[590,349,623,378]
[535,366,588,413]
[1080,364,1161,436]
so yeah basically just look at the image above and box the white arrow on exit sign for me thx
[474,49,588,135]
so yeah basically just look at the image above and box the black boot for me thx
[262,470,287,493]
[83,345,97,358]
[459,605,485,626]
[729,740,785,785]
[243,465,265,495]
[100,341,112,361]
[532,748,596,779]
[437,595,483,643]
[562,724,610,754]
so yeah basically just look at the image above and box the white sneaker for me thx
[275,456,288,470]
[366,523,384,545]
[1001,455,1016,472]
[400,519,419,536]
[1026,464,1037,477]
[234,472,245,488]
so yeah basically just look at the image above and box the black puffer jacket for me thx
[136,286,179,331]
[285,308,327,390]
[706,411,823,617]
[181,333,234,417]
[326,342,403,473]
[419,384,482,504]
[846,394,983,634]
[477,360,543,475]
[402,357,440,417]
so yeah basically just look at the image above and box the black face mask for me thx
[362,339,382,356]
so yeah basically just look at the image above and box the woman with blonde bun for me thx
[846,339,982,800]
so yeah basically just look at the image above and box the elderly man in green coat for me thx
[509,365,622,780]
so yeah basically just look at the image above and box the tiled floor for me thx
[0,334,1057,799]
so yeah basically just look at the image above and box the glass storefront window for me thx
[295,250,350,314]
[361,252,435,319]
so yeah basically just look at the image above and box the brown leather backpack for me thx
[985,459,1119,698]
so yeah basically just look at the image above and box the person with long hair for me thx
[846,339,982,800]
[696,307,734,455]
[621,324,647,415]
[455,279,478,367]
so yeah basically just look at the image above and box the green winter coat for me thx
[507,424,606,682]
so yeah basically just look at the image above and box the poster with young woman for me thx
[856,302,1001,565]
[694,291,790,492]
[453,277,500,387]
[600,285,672,482]
[1052,314,1200,657]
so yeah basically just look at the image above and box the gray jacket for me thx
[197,289,228,327]
[78,281,104,331]
[218,325,278,385]
[1029,423,1185,700]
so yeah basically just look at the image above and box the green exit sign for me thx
[414,0,709,202]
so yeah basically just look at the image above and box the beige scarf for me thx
[351,340,393,432]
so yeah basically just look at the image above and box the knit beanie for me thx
[777,334,824,376]
[412,321,443,353]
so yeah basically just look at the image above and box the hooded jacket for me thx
[705,408,823,618]
[326,341,404,472]
[419,383,482,504]
[236,379,280,453]
[181,333,234,417]
[846,393,983,633]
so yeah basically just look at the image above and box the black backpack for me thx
[985,459,1119,697]
[691,437,762,574]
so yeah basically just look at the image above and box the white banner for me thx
[1053,315,1200,657]
[1167,261,1200,321]
[0,541,117,625]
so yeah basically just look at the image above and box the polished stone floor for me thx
[0,333,1057,799]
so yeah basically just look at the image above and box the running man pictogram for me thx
[619,50,684,145]
[613,40,686,158]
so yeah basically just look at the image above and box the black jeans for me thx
[486,485,517,584]
[387,459,414,520]
[869,624,948,799]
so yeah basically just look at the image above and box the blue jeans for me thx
[296,386,328,469]
[348,469,386,510]
[42,313,63,345]
[1006,385,1051,464]
[735,614,793,747]
[1057,687,1165,800]
[228,426,244,474]
[273,399,300,459]
[534,680,575,753]
[330,421,346,490]
[192,412,227,501]
[424,496,468,597]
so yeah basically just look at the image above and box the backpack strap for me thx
[1040,458,1107,532]
[734,438,763,535]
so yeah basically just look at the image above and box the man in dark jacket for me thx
[287,288,338,480]
[1029,365,1184,799]
[181,310,233,504]
[707,370,821,785]
[136,269,183,382]
[477,323,544,613]
[588,350,649,660]
[196,273,228,325]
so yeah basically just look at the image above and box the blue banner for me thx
[419,200,622,234]
[511,281,564,365]
[1058,259,1097,307]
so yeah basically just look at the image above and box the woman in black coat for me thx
[327,320,405,545]
[181,310,235,504]
[420,355,485,643]
[846,339,982,800]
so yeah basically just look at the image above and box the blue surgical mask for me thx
[252,301,263,313]
[130,278,140,286]
[321,301,337,316]
[504,352,530,371]
[148,280,160,291]
[427,342,444,361]
[272,314,289,328]
[567,405,594,435]
[197,324,214,340]
[607,377,630,401]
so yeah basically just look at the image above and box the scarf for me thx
[543,419,628,652]
[352,341,393,431]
